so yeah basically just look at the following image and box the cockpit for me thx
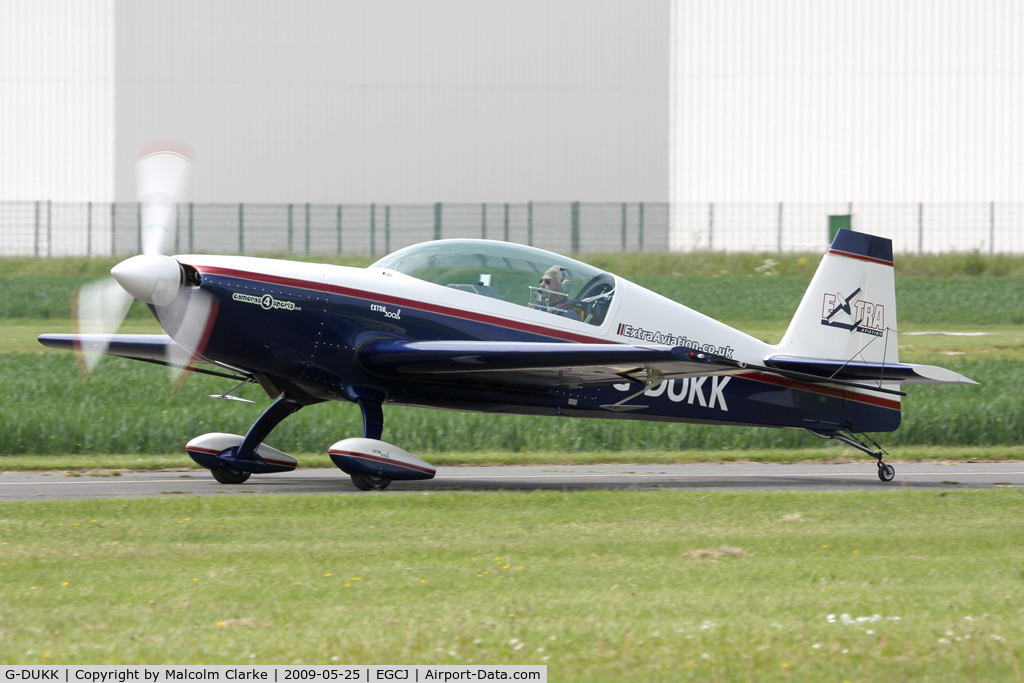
[372,239,617,326]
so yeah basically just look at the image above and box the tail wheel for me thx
[212,466,251,485]
[351,474,392,491]
[877,463,895,482]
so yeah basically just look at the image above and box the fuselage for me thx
[170,249,901,433]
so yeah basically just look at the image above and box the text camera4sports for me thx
[39,141,976,489]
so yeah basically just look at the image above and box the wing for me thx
[37,333,253,383]
[355,339,944,396]
[355,339,743,390]
[38,333,179,361]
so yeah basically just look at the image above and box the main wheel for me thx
[211,466,251,484]
[877,463,895,482]
[351,473,392,491]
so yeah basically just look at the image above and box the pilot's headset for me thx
[555,267,571,293]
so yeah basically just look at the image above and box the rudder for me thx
[776,230,899,368]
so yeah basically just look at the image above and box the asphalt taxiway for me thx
[1,462,1022,501]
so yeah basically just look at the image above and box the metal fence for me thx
[1,200,1021,257]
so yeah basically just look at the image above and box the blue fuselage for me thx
[188,262,901,433]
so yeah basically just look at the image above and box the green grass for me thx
[8,250,1024,279]
[4,253,1022,460]
[630,276,1024,326]
[6,253,1024,325]
[8,273,1024,325]
[3,445,1024,473]
[6,446,1024,473]
[0,354,1014,456]
[1,490,1022,680]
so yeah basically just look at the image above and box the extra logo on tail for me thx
[821,288,885,337]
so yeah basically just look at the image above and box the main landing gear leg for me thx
[351,398,391,491]
[809,428,895,482]
[211,397,304,485]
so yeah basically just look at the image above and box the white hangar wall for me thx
[114,0,670,204]
[0,0,115,202]
[669,0,1024,251]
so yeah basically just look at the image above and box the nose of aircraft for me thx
[111,254,183,306]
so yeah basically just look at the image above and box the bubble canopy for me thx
[372,239,616,326]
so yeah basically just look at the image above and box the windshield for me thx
[372,239,616,326]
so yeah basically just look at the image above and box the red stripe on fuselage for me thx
[194,264,900,411]
[194,265,603,344]
[328,449,435,475]
[186,445,295,468]
[827,249,894,267]
[739,371,901,411]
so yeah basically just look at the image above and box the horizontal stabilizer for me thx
[766,355,977,386]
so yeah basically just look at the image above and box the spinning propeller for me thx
[74,140,218,387]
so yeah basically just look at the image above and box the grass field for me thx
[0,351,1017,456]
[3,251,1022,461]
[2,490,1023,680]
[2,252,1023,680]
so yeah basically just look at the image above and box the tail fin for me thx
[777,230,898,367]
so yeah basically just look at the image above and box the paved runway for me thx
[1,462,1022,501]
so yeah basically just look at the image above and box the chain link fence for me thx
[1,200,1020,257]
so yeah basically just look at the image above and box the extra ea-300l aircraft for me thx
[39,143,976,490]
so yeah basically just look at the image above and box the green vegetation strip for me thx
[2,445,1023,472]
[1,490,1022,680]
[7,251,1024,325]
[0,353,1017,455]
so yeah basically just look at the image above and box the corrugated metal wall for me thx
[114,0,669,204]
[670,0,1024,220]
[0,0,114,201]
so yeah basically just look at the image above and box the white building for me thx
[1,0,669,205]
[669,0,1024,251]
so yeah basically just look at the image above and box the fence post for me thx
[304,202,311,254]
[708,202,714,250]
[777,202,783,253]
[111,202,117,256]
[385,204,391,254]
[918,202,923,254]
[527,201,533,246]
[621,202,627,251]
[34,201,39,257]
[990,201,995,256]
[287,203,294,253]
[46,200,52,257]
[571,201,580,253]
[238,203,244,254]
[503,203,509,241]
[433,202,442,241]
[188,202,194,252]
[638,202,644,251]
[370,203,376,257]
[87,201,93,257]
[337,204,342,255]
[481,203,487,239]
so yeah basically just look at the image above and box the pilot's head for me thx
[539,266,570,302]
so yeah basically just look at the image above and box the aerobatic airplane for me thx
[39,143,976,490]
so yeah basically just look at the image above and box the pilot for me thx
[537,266,574,313]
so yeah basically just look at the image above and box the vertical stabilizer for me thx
[776,231,899,368]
